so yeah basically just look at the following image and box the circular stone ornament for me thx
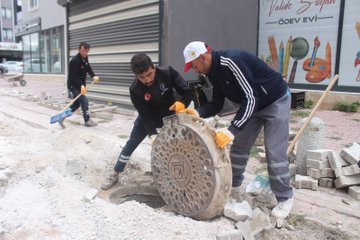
[151,114,232,220]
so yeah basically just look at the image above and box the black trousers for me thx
[69,87,90,122]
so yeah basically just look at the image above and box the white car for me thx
[4,61,23,73]
[24,58,47,73]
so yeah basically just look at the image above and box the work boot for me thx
[85,119,97,127]
[271,198,294,219]
[101,173,119,190]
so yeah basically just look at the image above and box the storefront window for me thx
[40,30,50,73]
[23,35,30,72]
[22,26,64,74]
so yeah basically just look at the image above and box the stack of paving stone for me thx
[294,142,360,201]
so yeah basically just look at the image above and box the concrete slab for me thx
[295,175,318,191]
[348,186,360,201]
[341,164,360,176]
[224,200,253,222]
[341,142,360,165]
[334,174,360,188]
[307,159,330,169]
[306,149,332,161]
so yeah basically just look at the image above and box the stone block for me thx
[224,200,253,222]
[341,142,360,165]
[321,168,335,178]
[348,186,360,201]
[295,174,318,191]
[84,188,98,202]
[307,159,330,169]
[319,178,334,188]
[329,151,350,170]
[306,149,332,161]
[307,168,321,179]
[341,164,360,176]
[216,230,244,240]
[235,208,272,240]
[334,174,360,188]
[289,164,297,177]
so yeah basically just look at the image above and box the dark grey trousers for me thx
[230,90,293,201]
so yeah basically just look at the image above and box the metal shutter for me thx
[68,0,160,109]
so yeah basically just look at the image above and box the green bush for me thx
[333,101,360,113]
[304,100,314,109]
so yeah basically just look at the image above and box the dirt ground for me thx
[1,80,360,240]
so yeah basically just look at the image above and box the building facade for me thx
[16,0,65,74]
[58,0,258,109]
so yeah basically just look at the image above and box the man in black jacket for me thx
[66,42,98,127]
[181,41,293,222]
[101,53,193,190]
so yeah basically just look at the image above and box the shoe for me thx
[101,174,119,190]
[85,119,97,127]
[271,198,294,219]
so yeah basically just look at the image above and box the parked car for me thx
[4,61,23,73]
[23,58,48,73]
[0,63,9,74]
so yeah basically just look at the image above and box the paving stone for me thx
[319,178,334,188]
[307,168,321,179]
[306,149,332,161]
[329,151,350,169]
[224,200,253,222]
[334,174,360,188]
[289,163,297,177]
[235,208,272,240]
[341,164,360,176]
[307,159,330,169]
[348,186,360,201]
[84,188,98,202]
[0,173,8,186]
[320,168,335,178]
[295,174,318,191]
[341,142,360,165]
[216,230,244,240]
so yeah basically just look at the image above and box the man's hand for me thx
[214,130,234,149]
[93,76,100,83]
[81,85,87,95]
[179,108,199,117]
[169,101,185,113]
[149,134,157,145]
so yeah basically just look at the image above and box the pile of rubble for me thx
[294,142,360,200]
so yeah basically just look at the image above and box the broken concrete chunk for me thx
[84,188,98,202]
[235,208,272,240]
[319,178,334,188]
[216,230,244,240]
[224,200,253,222]
[334,174,360,188]
[340,142,360,165]
[348,186,360,201]
[341,164,360,176]
[0,173,8,186]
[306,149,331,161]
[307,159,330,169]
[66,159,86,175]
[295,174,318,191]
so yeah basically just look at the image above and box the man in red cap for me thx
[181,41,293,224]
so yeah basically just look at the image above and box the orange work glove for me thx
[179,108,199,117]
[93,76,100,83]
[169,101,186,113]
[214,130,234,149]
[81,85,87,95]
